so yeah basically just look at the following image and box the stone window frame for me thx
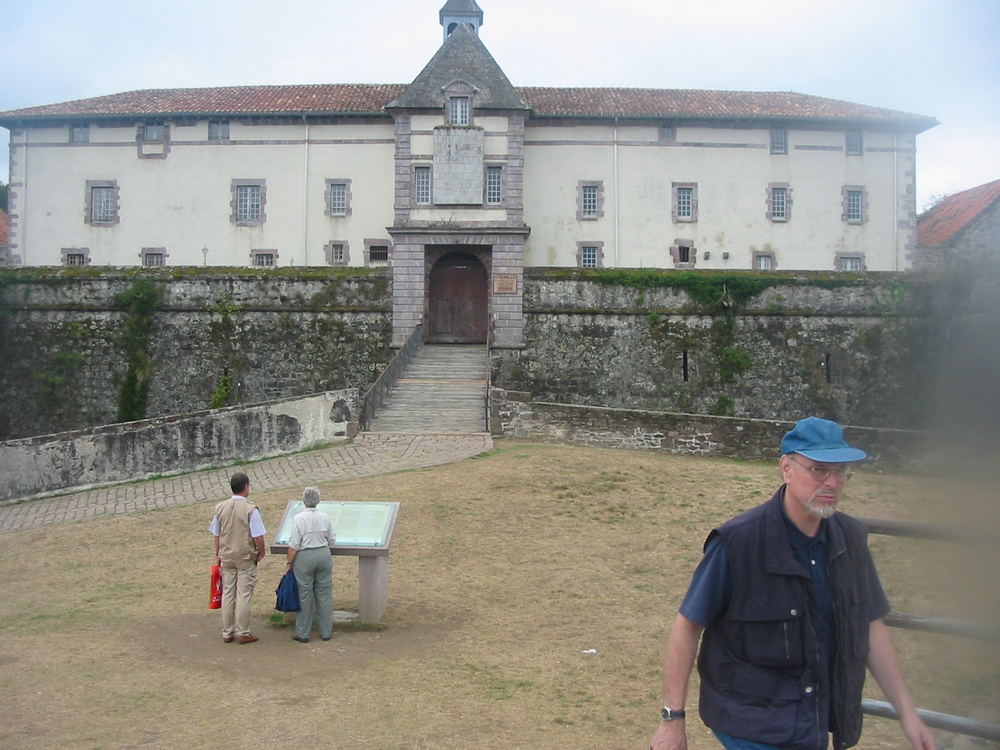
[364,239,391,266]
[325,179,353,217]
[670,238,698,269]
[766,183,792,222]
[443,81,478,127]
[208,120,231,141]
[85,180,120,226]
[835,252,866,272]
[70,123,90,143]
[250,249,278,267]
[770,127,788,155]
[140,247,168,267]
[485,164,504,206]
[842,185,868,224]
[577,181,604,221]
[413,166,432,206]
[231,179,266,226]
[752,250,777,271]
[671,182,698,223]
[61,247,91,266]
[324,241,350,266]
[576,241,604,269]
[845,129,863,156]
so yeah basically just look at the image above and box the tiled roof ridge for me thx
[917,178,1000,248]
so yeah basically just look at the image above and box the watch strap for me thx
[660,706,686,721]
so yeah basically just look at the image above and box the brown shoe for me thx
[236,634,259,644]
[222,635,235,643]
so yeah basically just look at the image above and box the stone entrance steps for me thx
[368,344,488,433]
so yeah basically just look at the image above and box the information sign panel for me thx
[273,501,398,549]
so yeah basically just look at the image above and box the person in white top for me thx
[286,486,336,642]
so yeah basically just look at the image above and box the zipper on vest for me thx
[783,621,791,661]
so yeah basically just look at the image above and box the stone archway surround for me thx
[387,227,529,349]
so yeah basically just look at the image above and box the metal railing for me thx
[359,324,423,432]
[859,516,1000,742]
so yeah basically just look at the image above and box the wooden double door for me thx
[427,252,488,344]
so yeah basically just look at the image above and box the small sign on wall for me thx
[493,274,518,295]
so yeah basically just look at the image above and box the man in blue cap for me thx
[650,417,935,750]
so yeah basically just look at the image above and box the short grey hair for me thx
[303,486,321,507]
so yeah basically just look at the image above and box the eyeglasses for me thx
[788,455,854,483]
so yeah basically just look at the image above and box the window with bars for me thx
[754,253,775,271]
[91,187,116,223]
[236,185,261,222]
[208,121,230,141]
[671,239,697,268]
[366,243,390,265]
[770,128,787,154]
[672,183,697,222]
[414,167,431,205]
[65,253,87,266]
[449,96,470,126]
[845,130,863,156]
[843,187,866,224]
[576,242,604,269]
[676,245,691,264]
[485,165,503,205]
[142,251,166,267]
[251,251,276,267]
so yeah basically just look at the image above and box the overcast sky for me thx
[2,0,997,210]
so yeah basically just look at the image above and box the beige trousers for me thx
[220,563,258,638]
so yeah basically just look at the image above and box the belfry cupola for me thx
[440,0,483,41]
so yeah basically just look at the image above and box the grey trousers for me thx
[292,547,334,639]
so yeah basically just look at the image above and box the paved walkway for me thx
[0,432,493,534]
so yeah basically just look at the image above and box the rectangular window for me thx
[672,183,697,222]
[449,96,470,126]
[142,123,164,141]
[208,121,230,141]
[325,241,350,266]
[251,250,277,267]
[485,165,503,205]
[65,253,87,266]
[770,128,787,154]
[844,188,864,223]
[580,246,598,268]
[581,185,598,217]
[414,167,431,205]
[836,253,865,271]
[368,246,389,262]
[842,256,862,271]
[328,182,348,216]
[236,185,261,222]
[70,124,89,143]
[767,184,791,222]
[754,253,775,271]
[845,130,863,155]
[91,186,116,223]
[142,250,166,267]
[676,245,691,264]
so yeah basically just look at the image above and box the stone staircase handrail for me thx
[361,324,424,431]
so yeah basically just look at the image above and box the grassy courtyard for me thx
[0,441,995,749]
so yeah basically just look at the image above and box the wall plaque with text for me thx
[493,274,518,294]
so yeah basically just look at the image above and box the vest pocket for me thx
[728,606,806,667]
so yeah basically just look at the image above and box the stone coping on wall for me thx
[0,389,359,503]
[489,388,935,471]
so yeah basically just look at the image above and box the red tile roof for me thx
[0,209,8,248]
[0,84,935,129]
[917,179,1000,247]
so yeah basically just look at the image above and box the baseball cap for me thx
[780,417,867,463]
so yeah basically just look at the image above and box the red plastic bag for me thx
[209,564,222,609]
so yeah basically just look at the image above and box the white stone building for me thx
[0,0,936,347]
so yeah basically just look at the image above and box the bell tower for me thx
[440,0,483,41]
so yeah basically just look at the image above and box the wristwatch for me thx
[660,706,686,721]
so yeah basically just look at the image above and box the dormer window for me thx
[449,96,470,126]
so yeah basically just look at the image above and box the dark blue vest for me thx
[697,488,876,750]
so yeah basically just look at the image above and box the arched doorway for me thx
[427,252,488,343]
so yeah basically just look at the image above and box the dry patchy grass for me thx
[0,441,996,749]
